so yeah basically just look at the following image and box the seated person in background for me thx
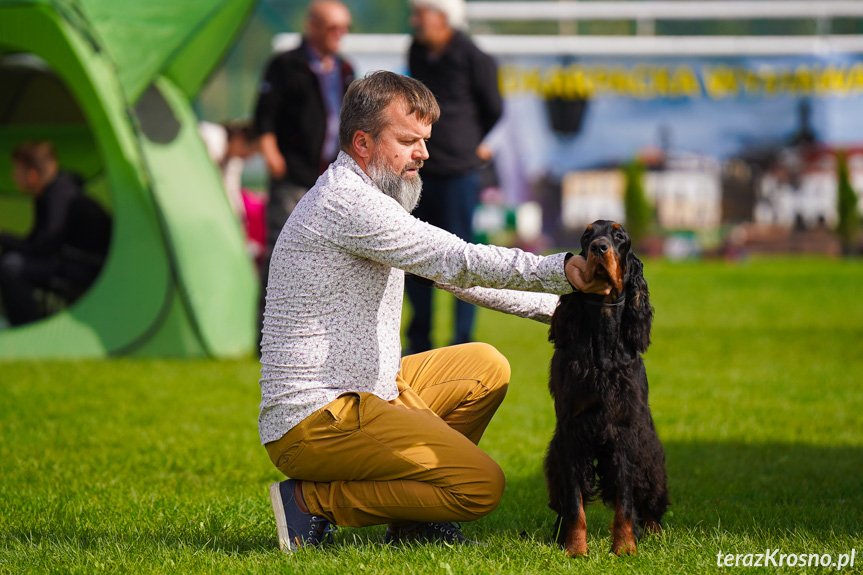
[0,141,112,326]
[198,120,265,268]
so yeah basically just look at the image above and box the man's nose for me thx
[415,140,429,161]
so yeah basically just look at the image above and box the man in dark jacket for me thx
[406,0,503,352]
[0,141,111,326]
[254,0,354,278]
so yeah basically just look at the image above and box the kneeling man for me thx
[259,71,609,552]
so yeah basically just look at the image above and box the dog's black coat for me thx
[544,220,668,554]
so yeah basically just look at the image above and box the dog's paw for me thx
[565,542,589,557]
[611,538,637,556]
[563,529,588,557]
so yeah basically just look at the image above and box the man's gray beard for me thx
[368,153,423,213]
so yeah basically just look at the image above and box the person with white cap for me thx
[404,0,504,354]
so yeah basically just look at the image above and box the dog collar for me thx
[582,297,626,308]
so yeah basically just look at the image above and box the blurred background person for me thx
[253,0,355,294]
[405,0,503,353]
[0,141,111,327]
[199,119,266,271]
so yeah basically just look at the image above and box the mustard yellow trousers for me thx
[265,343,510,528]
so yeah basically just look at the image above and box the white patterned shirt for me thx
[258,152,570,444]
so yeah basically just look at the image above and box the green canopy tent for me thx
[0,0,259,358]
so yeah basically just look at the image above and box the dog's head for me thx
[579,220,631,294]
[578,220,653,352]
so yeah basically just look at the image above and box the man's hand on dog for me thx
[566,255,612,295]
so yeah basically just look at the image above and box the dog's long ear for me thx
[622,250,653,353]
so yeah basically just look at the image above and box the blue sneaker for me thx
[269,480,335,552]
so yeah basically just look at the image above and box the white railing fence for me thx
[274,1,863,56]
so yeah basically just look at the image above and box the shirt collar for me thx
[303,38,322,62]
[303,39,339,71]
[335,151,376,188]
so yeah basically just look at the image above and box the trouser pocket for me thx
[321,392,362,432]
[275,440,307,477]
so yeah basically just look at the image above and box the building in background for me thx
[646,153,722,231]
[561,170,625,230]
[561,151,721,234]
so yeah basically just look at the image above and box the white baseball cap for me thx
[410,0,468,30]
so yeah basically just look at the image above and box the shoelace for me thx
[321,522,338,543]
[309,516,338,544]
[434,522,463,539]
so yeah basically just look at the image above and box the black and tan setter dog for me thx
[545,220,668,557]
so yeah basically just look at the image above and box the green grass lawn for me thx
[1,257,862,574]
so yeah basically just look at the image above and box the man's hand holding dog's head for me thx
[565,254,612,295]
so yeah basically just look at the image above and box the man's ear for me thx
[352,130,373,160]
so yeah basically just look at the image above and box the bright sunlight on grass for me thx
[1,257,861,574]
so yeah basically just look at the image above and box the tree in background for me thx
[836,151,860,255]
[623,159,652,247]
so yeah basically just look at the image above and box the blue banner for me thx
[352,50,863,234]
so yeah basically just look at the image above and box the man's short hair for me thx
[339,71,440,152]
[12,140,57,177]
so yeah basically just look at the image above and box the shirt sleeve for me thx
[436,283,560,324]
[470,48,504,138]
[324,184,575,296]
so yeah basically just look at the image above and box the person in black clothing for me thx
[405,0,503,352]
[0,141,111,326]
[254,0,355,272]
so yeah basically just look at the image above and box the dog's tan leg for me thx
[611,495,637,555]
[564,494,588,557]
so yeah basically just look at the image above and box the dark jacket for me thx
[0,171,111,261]
[254,40,355,189]
[409,31,503,176]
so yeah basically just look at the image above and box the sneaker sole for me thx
[269,482,294,553]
